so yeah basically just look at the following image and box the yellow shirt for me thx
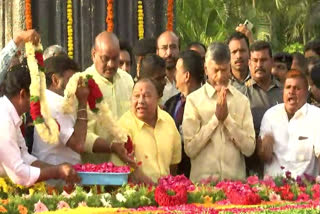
[114,108,182,182]
[182,82,255,182]
[81,65,134,162]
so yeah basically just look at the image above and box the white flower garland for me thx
[62,73,127,143]
[25,42,60,144]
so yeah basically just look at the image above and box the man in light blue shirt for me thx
[0,29,40,84]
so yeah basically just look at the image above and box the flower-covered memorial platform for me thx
[0,173,319,213]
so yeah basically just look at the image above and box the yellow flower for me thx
[0,178,8,193]
[204,195,213,204]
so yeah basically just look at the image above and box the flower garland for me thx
[62,73,127,143]
[106,0,114,32]
[166,0,174,31]
[154,185,187,206]
[25,0,32,30]
[137,0,144,39]
[25,42,60,144]
[67,0,74,59]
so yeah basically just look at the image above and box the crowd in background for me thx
[0,24,320,187]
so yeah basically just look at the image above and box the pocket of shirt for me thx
[295,138,313,162]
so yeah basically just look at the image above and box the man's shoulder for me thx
[229,85,249,102]
[307,103,320,115]
[187,85,205,100]
[164,93,180,107]
[264,103,284,117]
[117,69,133,80]
[159,108,177,126]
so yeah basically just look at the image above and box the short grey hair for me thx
[43,45,67,60]
[205,42,230,65]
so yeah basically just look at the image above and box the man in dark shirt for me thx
[164,50,204,177]
[245,41,283,176]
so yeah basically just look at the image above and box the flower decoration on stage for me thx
[25,42,60,144]
[62,72,127,143]
[67,0,74,58]
[137,0,144,39]
[25,0,32,30]
[106,0,114,32]
[166,0,174,31]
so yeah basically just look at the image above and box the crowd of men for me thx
[0,25,320,187]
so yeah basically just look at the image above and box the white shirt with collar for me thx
[160,77,179,106]
[32,90,80,165]
[0,96,40,187]
[260,103,320,177]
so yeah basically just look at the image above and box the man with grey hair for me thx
[43,45,67,60]
[182,42,255,182]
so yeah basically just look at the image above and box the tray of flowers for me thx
[73,162,130,185]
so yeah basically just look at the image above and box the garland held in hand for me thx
[62,73,127,143]
[67,0,74,58]
[166,0,174,31]
[137,0,144,39]
[25,42,60,144]
[25,0,32,30]
[106,0,114,32]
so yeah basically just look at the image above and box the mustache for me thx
[165,56,176,61]
[255,68,266,73]
[235,59,243,64]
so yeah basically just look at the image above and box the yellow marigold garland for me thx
[166,0,174,31]
[67,0,74,58]
[62,73,127,143]
[25,42,60,144]
[106,0,114,32]
[25,0,32,30]
[137,0,144,39]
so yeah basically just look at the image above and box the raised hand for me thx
[75,77,90,105]
[14,29,40,46]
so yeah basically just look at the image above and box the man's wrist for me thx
[78,102,87,109]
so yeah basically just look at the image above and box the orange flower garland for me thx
[25,0,32,30]
[166,0,174,31]
[67,0,74,58]
[137,0,144,39]
[106,0,114,32]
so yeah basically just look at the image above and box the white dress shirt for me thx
[32,90,80,165]
[0,96,40,187]
[260,103,320,177]
[160,77,179,105]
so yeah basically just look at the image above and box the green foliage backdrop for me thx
[176,0,320,53]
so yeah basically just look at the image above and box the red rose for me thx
[87,93,96,110]
[35,52,44,68]
[30,100,42,120]
[125,136,133,154]
[88,78,103,101]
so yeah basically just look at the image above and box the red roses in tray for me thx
[73,162,130,173]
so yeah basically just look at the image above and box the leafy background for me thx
[176,0,320,53]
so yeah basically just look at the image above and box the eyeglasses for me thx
[158,44,178,52]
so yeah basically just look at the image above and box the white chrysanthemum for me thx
[100,196,112,207]
[116,193,127,203]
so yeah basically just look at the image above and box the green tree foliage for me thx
[176,0,320,52]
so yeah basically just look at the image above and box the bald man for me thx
[81,31,134,164]
[157,31,180,105]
